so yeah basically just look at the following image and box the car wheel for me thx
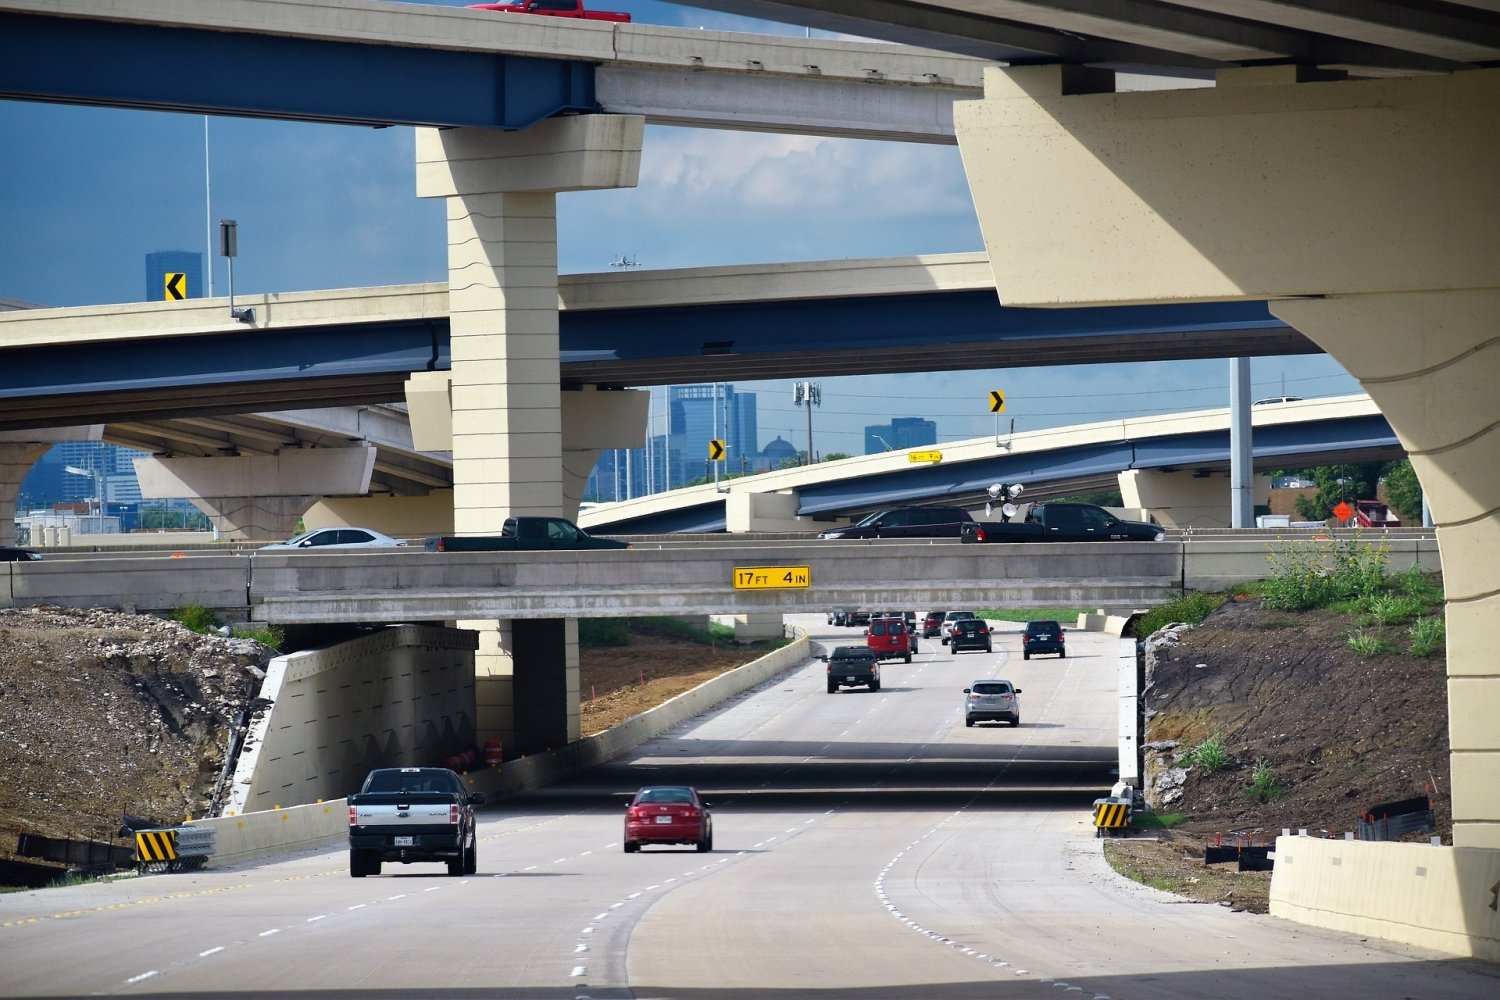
[697,833,712,853]
[1023,651,1031,660]
[950,644,957,655]
[1010,716,1021,728]
[904,652,912,663]
[985,644,993,653]
[869,679,880,692]
[965,717,974,728]
[828,683,838,694]
[623,840,639,854]
[1059,650,1067,658]
[447,854,464,876]
[350,850,371,878]
[464,840,477,875]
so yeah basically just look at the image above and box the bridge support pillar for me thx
[0,427,103,547]
[0,441,50,547]
[416,115,643,753]
[133,447,376,541]
[1119,469,1269,531]
[955,66,1500,852]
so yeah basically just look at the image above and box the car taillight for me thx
[450,804,459,823]
[349,805,358,827]
[967,693,980,702]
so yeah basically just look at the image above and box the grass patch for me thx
[1363,592,1425,626]
[1130,592,1227,639]
[169,604,220,632]
[1409,616,1446,657]
[1249,759,1284,802]
[1345,629,1390,657]
[231,624,284,651]
[1177,735,1233,773]
[975,607,1092,624]
[1132,811,1187,830]
[585,616,793,652]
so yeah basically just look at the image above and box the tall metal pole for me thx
[1229,358,1254,528]
[204,117,214,296]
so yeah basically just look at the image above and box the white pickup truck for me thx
[346,767,485,877]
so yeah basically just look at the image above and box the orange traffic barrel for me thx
[483,740,503,767]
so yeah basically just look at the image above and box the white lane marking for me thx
[571,966,587,977]
[258,928,280,938]
[554,858,567,864]
[386,894,406,901]
[593,912,609,920]
[125,971,159,984]
[198,947,224,957]
[346,903,366,911]
[307,915,327,922]
[575,943,589,953]
[581,850,593,856]
[626,892,642,899]
[524,865,539,871]
[581,926,595,934]
[424,886,442,893]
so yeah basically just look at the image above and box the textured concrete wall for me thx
[224,624,479,815]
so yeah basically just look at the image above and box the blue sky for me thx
[0,0,1359,458]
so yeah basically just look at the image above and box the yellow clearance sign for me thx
[733,566,811,590]
[908,450,942,463]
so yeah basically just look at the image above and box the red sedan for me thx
[624,785,713,853]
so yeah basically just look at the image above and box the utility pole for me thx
[793,381,821,465]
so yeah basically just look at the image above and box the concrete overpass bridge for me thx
[3,0,1499,957]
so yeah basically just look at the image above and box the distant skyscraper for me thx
[864,416,937,455]
[668,384,758,484]
[145,250,204,302]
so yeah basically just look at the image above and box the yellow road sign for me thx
[164,272,186,301]
[709,439,725,461]
[989,390,1005,413]
[733,566,811,590]
[908,450,942,463]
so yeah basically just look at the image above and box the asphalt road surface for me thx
[2,614,1495,999]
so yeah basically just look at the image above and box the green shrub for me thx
[1249,759,1283,802]
[170,605,220,633]
[1345,628,1390,657]
[1393,564,1444,604]
[231,624,285,651]
[579,618,631,648]
[1408,616,1446,657]
[1177,735,1232,773]
[1261,538,1333,610]
[1325,533,1390,601]
[1132,592,1227,639]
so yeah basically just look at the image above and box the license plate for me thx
[394,835,413,846]
[655,815,672,824]
[846,675,858,682]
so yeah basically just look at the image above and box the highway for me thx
[1,615,1492,999]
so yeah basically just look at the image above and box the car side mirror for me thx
[817,654,828,662]
[962,688,971,693]
[470,792,487,806]
[1014,688,1022,694]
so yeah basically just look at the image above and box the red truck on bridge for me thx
[466,1,632,22]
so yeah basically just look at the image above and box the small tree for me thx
[1382,459,1424,523]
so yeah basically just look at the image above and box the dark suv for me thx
[948,618,993,654]
[1021,620,1066,660]
[825,646,881,693]
[816,505,974,540]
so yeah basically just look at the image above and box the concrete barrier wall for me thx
[195,628,810,866]
[1270,835,1500,961]
[1182,534,1442,593]
[224,625,479,816]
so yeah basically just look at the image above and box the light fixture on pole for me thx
[793,381,821,465]
[220,219,254,323]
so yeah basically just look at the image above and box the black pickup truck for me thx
[822,645,881,693]
[962,502,1165,543]
[426,516,629,552]
[347,767,485,877]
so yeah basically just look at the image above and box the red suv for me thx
[866,616,915,663]
[922,611,947,638]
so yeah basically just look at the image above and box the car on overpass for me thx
[816,505,975,540]
[261,527,408,550]
[0,546,42,561]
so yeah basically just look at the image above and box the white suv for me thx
[940,610,979,644]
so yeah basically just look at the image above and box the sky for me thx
[0,0,1361,459]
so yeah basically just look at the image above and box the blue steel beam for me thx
[0,11,597,129]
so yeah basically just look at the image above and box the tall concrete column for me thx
[416,116,643,754]
[954,65,1499,846]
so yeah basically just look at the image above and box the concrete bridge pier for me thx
[954,62,1500,949]
[414,115,644,756]
[133,446,377,541]
[0,427,103,546]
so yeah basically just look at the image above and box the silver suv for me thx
[963,679,1021,727]
[940,610,979,644]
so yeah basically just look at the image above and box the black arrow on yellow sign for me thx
[709,439,725,461]
[164,272,186,301]
[989,390,1006,414]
